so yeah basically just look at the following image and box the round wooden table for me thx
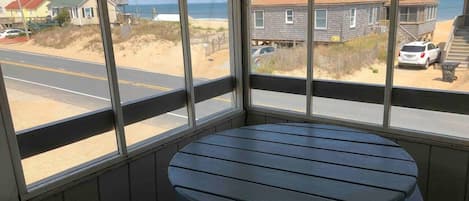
[169,123,419,201]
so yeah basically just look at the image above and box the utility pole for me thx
[17,0,30,39]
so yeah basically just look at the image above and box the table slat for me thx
[175,187,235,201]
[218,129,412,161]
[171,153,406,201]
[198,135,418,176]
[180,143,416,195]
[169,167,334,201]
[246,124,398,146]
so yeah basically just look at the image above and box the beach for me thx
[0,19,230,80]
[433,20,453,45]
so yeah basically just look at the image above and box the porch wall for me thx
[30,109,469,201]
[29,113,245,201]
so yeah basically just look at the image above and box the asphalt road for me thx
[0,49,468,139]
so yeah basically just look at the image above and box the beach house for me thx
[0,0,12,18]
[391,0,438,40]
[48,0,118,25]
[251,0,439,44]
[4,0,50,20]
[251,0,386,44]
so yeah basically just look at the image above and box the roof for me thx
[386,0,438,5]
[48,0,115,7]
[252,0,386,6]
[5,0,46,9]
[48,0,82,7]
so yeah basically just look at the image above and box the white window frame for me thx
[426,6,430,21]
[433,6,437,20]
[71,7,78,18]
[373,7,378,24]
[285,9,294,24]
[254,10,264,29]
[350,8,356,28]
[84,7,93,18]
[314,9,327,30]
[368,8,373,25]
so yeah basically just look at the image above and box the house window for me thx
[368,7,378,25]
[373,7,378,24]
[71,7,78,18]
[350,8,356,28]
[400,7,418,22]
[368,8,373,25]
[285,9,293,24]
[0,7,4,14]
[83,7,94,18]
[433,6,437,19]
[315,9,327,29]
[254,10,264,29]
[52,8,59,16]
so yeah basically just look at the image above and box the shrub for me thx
[252,33,388,79]
[55,10,70,25]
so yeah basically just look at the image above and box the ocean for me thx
[438,0,464,21]
[123,1,463,21]
[122,3,228,19]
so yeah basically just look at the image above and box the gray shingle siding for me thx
[400,20,436,38]
[251,6,308,41]
[251,3,383,43]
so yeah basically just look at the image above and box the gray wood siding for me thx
[401,20,436,38]
[251,6,308,41]
[251,4,383,42]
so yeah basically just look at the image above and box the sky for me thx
[128,0,226,5]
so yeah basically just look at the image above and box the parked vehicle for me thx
[398,41,440,69]
[0,29,26,39]
[252,46,276,65]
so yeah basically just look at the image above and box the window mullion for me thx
[383,0,399,128]
[306,0,314,117]
[178,0,196,128]
[97,0,127,155]
[230,0,244,110]
[0,66,27,198]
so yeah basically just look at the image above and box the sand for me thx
[433,20,453,45]
[191,19,229,30]
[6,87,180,184]
[0,19,231,80]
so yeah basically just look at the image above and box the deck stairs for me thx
[446,27,469,68]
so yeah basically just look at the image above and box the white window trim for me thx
[368,8,373,25]
[314,9,327,30]
[254,10,264,29]
[71,7,78,19]
[285,9,294,24]
[84,7,93,18]
[350,8,356,28]
[373,7,379,24]
[433,6,437,20]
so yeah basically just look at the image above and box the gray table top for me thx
[169,123,418,201]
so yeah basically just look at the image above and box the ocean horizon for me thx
[123,1,463,21]
[122,3,228,19]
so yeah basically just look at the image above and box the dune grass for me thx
[254,33,388,78]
